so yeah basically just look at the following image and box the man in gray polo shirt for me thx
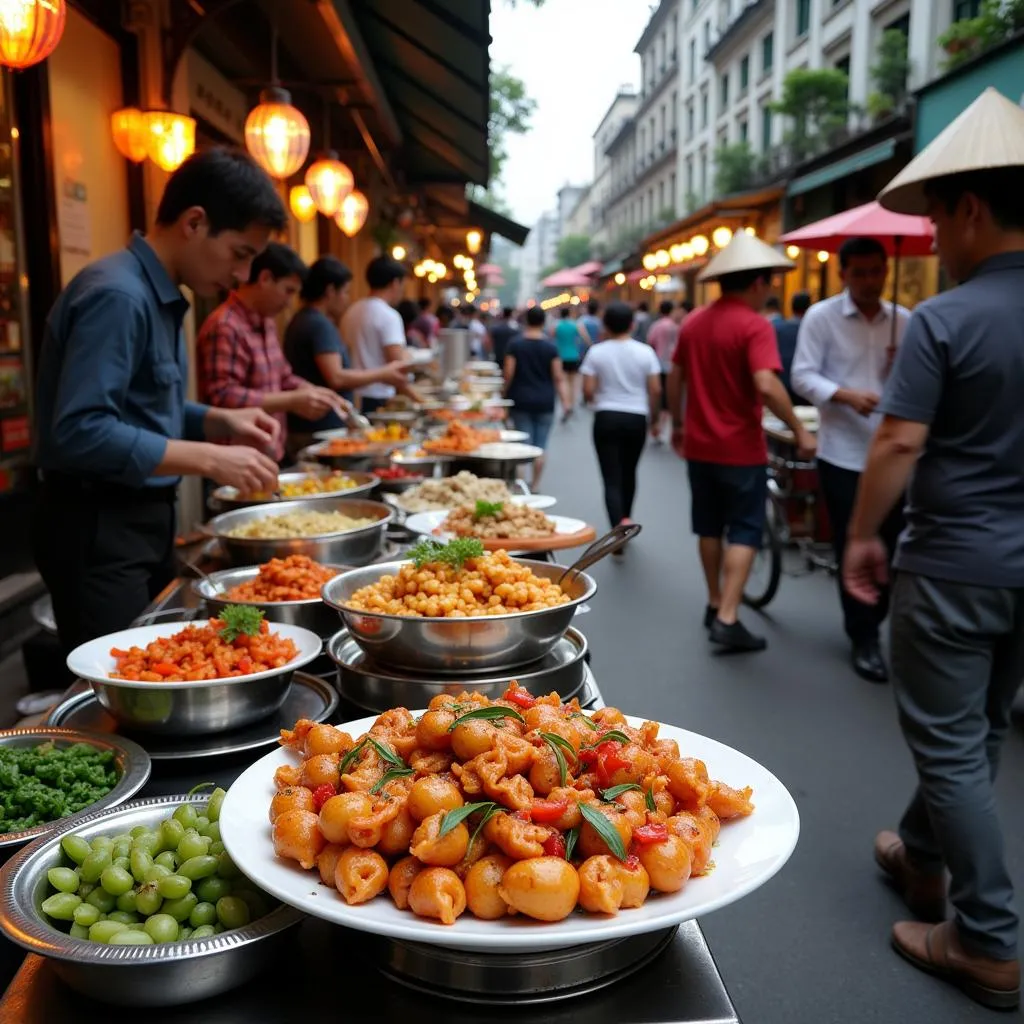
[844,88,1024,1010]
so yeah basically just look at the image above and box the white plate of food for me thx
[403,510,586,541]
[468,443,544,461]
[499,430,529,443]
[219,709,799,953]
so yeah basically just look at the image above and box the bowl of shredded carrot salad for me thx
[66,614,323,736]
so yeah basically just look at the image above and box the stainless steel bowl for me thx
[321,558,597,672]
[208,470,379,512]
[207,496,393,567]
[299,440,408,472]
[367,409,420,425]
[0,729,151,854]
[0,795,303,1007]
[192,565,347,637]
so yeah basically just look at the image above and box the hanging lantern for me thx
[0,0,65,70]
[712,225,733,249]
[110,107,148,163]
[305,152,353,217]
[289,185,316,223]
[245,87,310,179]
[334,188,369,237]
[145,111,195,172]
[466,228,482,255]
[690,234,709,256]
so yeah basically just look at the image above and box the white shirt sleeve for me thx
[379,305,407,349]
[791,308,840,406]
[645,345,661,375]
[579,348,598,376]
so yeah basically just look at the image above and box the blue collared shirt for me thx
[34,233,209,487]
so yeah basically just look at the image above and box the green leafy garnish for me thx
[571,712,599,731]
[579,803,628,862]
[469,804,504,849]
[370,767,415,794]
[365,738,405,768]
[645,788,657,813]
[473,499,504,520]
[438,801,497,838]
[600,783,641,803]
[540,732,575,788]
[447,706,525,732]
[217,605,264,643]
[564,824,581,861]
[409,537,485,572]
[584,729,632,748]
[337,736,405,775]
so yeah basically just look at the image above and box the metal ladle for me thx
[179,554,223,596]
[558,522,642,589]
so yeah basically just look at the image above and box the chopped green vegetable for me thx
[473,499,504,520]
[217,605,264,643]
[409,537,485,572]
[0,742,118,835]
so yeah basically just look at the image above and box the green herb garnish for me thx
[600,783,642,803]
[540,732,576,788]
[438,801,498,838]
[365,738,405,768]
[469,804,504,849]
[564,824,580,861]
[571,712,599,731]
[409,537,485,572]
[339,736,405,776]
[473,499,504,520]
[370,767,415,794]
[583,729,632,748]
[645,788,657,813]
[447,706,525,732]
[217,605,264,643]
[579,803,628,862]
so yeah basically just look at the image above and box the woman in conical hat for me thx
[846,86,1024,1010]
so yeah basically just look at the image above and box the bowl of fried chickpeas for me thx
[321,549,597,672]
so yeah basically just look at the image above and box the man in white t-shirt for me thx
[341,255,416,413]
[464,304,489,358]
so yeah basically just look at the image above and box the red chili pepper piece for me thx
[542,831,566,858]
[578,746,599,767]
[530,798,569,823]
[503,683,537,710]
[633,823,669,845]
[624,853,642,871]
[514,808,532,822]
[311,784,336,812]
[594,741,631,787]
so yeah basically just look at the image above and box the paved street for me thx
[542,410,1024,1024]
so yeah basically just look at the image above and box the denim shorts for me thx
[510,409,555,450]
[687,460,767,548]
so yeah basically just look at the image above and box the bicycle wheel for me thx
[743,496,783,609]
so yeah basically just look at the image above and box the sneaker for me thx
[709,618,767,652]
[703,605,718,630]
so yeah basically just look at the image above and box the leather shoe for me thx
[703,605,718,630]
[892,920,1020,1010]
[709,618,767,652]
[874,830,947,922]
[853,638,888,683]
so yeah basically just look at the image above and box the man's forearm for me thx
[848,433,917,540]
[156,439,219,478]
[258,392,293,414]
[667,370,685,426]
[759,375,803,434]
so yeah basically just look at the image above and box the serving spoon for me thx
[557,522,642,590]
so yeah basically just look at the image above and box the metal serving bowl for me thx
[207,470,379,512]
[321,558,597,672]
[299,439,408,472]
[367,408,420,425]
[0,795,303,1007]
[207,496,393,568]
[69,622,323,736]
[0,729,151,856]
[192,565,346,637]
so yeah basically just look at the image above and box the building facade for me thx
[590,87,639,255]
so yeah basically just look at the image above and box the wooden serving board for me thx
[477,524,598,552]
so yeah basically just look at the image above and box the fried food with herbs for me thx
[441,501,556,540]
[422,421,500,454]
[270,686,754,925]
[223,555,340,603]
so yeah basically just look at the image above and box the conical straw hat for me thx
[879,87,1024,215]
[697,231,794,282]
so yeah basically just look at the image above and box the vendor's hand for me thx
[379,361,411,388]
[843,535,888,605]
[671,425,686,459]
[207,407,279,453]
[837,388,881,417]
[207,445,279,494]
[289,387,344,421]
[795,427,817,461]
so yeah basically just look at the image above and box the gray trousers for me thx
[890,571,1024,960]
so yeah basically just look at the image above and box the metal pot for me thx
[208,471,379,512]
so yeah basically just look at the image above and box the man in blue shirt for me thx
[33,147,286,653]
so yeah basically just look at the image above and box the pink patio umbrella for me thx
[477,263,503,277]
[541,267,594,289]
[780,200,934,349]
[572,260,603,277]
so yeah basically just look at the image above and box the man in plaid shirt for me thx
[197,243,345,461]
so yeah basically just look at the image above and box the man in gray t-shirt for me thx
[842,90,1024,1009]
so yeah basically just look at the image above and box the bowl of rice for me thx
[206,497,393,568]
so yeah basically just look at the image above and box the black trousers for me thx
[817,458,904,645]
[592,411,647,527]
[32,481,177,657]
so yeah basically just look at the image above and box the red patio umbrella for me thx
[477,263,503,277]
[780,201,934,349]
[541,267,594,289]
[572,260,603,277]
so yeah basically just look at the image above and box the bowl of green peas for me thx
[0,787,303,1007]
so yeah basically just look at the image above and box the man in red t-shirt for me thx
[668,234,815,652]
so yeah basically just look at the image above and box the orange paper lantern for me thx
[145,111,196,173]
[0,0,65,70]
[305,152,353,217]
[110,107,148,163]
[245,87,310,180]
[335,189,369,237]
[289,184,317,223]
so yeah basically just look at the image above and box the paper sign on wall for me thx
[58,178,91,258]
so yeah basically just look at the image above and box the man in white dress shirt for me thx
[791,237,910,682]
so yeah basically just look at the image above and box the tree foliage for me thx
[714,142,756,196]
[870,28,911,103]
[555,234,592,267]
[770,69,850,160]
[489,66,537,184]
[938,0,1024,69]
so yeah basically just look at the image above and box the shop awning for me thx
[349,0,491,186]
[786,139,897,198]
[542,268,594,289]
[468,200,531,247]
[573,261,603,276]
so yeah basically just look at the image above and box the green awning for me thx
[786,139,897,197]
[468,200,531,247]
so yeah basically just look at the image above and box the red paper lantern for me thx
[0,0,66,70]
